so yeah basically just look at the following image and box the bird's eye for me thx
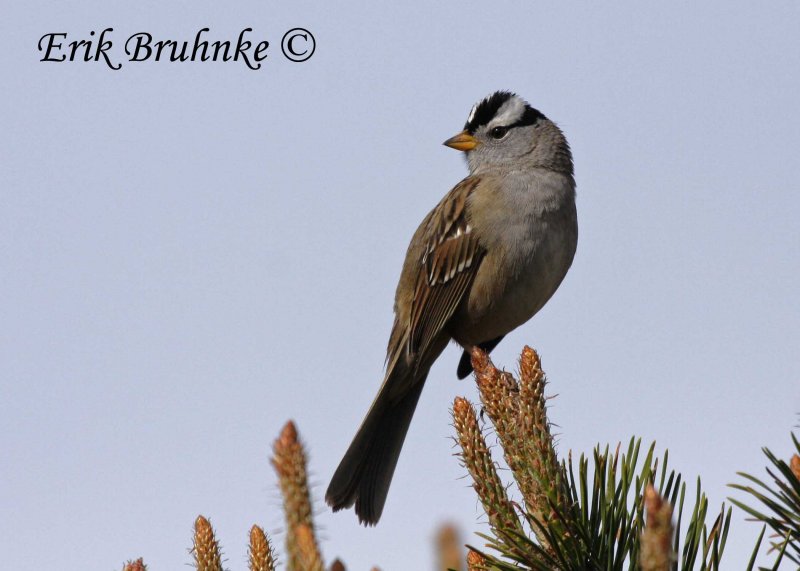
[490,126,509,139]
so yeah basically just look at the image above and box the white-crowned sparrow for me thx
[326,91,577,524]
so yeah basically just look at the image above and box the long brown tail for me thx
[325,365,426,525]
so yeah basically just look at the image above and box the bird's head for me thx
[444,91,573,176]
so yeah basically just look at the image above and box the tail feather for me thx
[325,370,426,525]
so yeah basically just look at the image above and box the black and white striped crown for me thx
[464,91,546,134]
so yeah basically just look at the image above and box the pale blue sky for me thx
[2,2,799,569]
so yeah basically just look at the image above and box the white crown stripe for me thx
[467,104,477,125]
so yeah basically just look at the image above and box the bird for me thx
[325,91,578,525]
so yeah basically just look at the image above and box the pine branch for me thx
[730,433,800,566]
[122,558,147,571]
[466,549,487,571]
[640,485,674,571]
[272,420,322,570]
[294,523,325,571]
[436,523,464,571]
[456,346,732,571]
[191,515,224,571]
[248,525,276,571]
[453,396,527,553]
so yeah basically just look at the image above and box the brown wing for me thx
[406,176,485,359]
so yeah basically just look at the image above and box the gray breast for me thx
[452,170,577,345]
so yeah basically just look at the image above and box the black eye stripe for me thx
[510,106,545,129]
[489,107,546,140]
